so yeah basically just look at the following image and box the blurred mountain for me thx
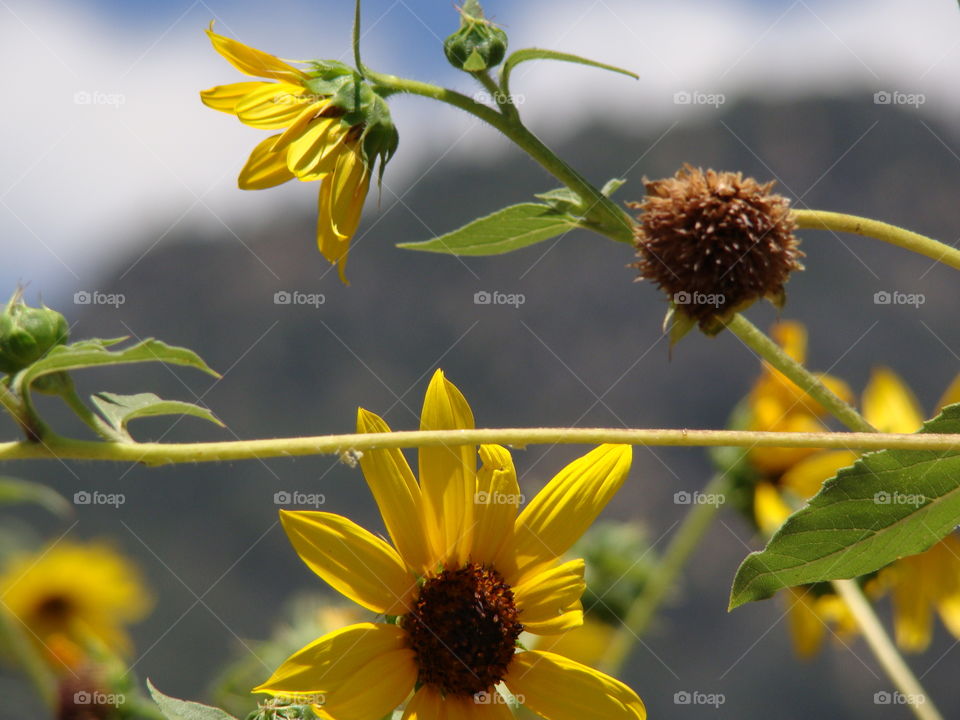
[3,94,958,719]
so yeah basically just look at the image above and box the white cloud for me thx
[1,0,958,295]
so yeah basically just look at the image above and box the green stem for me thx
[0,381,42,441]
[601,472,733,675]
[352,0,364,77]
[832,579,943,720]
[58,385,123,442]
[724,314,876,433]
[474,70,519,121]
[0,428,957,465]
[0,608,55,709]
[793,210,960,272]
[365,70,634,242]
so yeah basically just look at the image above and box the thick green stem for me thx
[0,382,42,441]
[793,210,960,272]
[473,70,518,121]
[365,70,634,242]
[833,579,943,720]
[724,314,876,433]
[0,608,55,709]
[601,472,733,674]
[0,428,957,465]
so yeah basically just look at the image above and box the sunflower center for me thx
[402,562,522,697]
[35,594,74,623]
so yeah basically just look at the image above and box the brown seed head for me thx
[630,164,804,332]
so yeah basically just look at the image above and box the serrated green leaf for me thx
[0,477,71,516]
[91,392,224,438]
[13,338,219,395]
[148,680,240,720]
[501,49,638,89]
[398,203,577,256]
[730,404,960,610]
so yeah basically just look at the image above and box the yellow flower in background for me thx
[201,25,398,283]
[256,370,645,720]
[0,540,151,671]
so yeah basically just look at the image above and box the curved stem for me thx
[364,70,634,243]
[59,386,123,442]
[724,314,876,433]
[0,428,957,465]
[352,0,364,77]
[793,210,960,272]
[473,70,519,122]
[601,472,733,674]
[833,579,943,720]
[0,382,42,441]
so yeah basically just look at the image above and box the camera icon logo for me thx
[674,691,692,704]
[673,291,691,305]
[274,291,292,305]
[873,290,891,305]
[74,291,92,305]
[873,90,892,105]
[474,291,492,305]
[274,491,292,505]
[673,91,691,105]
[74,691,92,704]
[73,91,92,105]
[673,491,691,505]
[874,691,892,704]
[73,490,92,505]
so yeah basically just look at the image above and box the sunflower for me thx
[200,26,398,283]
[0,540,151,671]
[255,370,645,720]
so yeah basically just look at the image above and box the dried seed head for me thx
[630,164,804,335]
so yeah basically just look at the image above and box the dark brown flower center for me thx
[35,594,74,624]
[402,563,522,697]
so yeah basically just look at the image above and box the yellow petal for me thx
[356,408,431,574]
[199,81,265,114]
[256,623,415,720]
[470,444,520,565]
[784,587,826,659]
[272,102,330,153]
[287,118,348,178]
[505,651,646,720]
[936,373,960,412]
[505,445,632,584]
[862,367,924,433]
[418,370,476,568]
[753,482,793,537]
[748,410,825,476]
[279,511,414,615]
[780,450,859,502]
[532,616,617,668]
[402,687,511,720]
[771,321,807,364]
[234,82,311,129]
[316,149,370,285]
[514,559,585,635]
[238,134,294,190]
[206,25,304,82]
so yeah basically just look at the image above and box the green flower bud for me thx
[0,292,69,375]
[444,2,508,72]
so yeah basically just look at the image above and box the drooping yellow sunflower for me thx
[200,26,398,283]
[0,540,151,671]
[256,370,645,720]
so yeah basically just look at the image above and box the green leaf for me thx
[91,392,224,439]
[0,477,71,516]
[13,338,219,395]
[534,188,583,214]
[397,203,577,256]
[730,404,960,610]
[147,680,240,720]
[601,178,627,197]
[501,48,638,87]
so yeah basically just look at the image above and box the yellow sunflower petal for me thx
[316,648,416,720]
[505,651,646,720]
[505,445,632,584]
[356,408,431,574]
[936,373,960,412]
[238,134,294,190]
[470,444,520,565]
[890,560,934,653]
[287,118,348,178]
[199,81,265,114]
[753,482,793,537]
[780,450,859,502]
[279,511,414,615]
[863,367,924,433]
[206,25,304,82]
[403,687,510,720]
[328,144,370,238]
[234,82,312,129]
[514,559,585,635]
[255,623,412,709]
[784,587,826,659]
[771,321,807,364]
[533,616,617,667]
[272,102,329,152]
[418,370,476,568]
